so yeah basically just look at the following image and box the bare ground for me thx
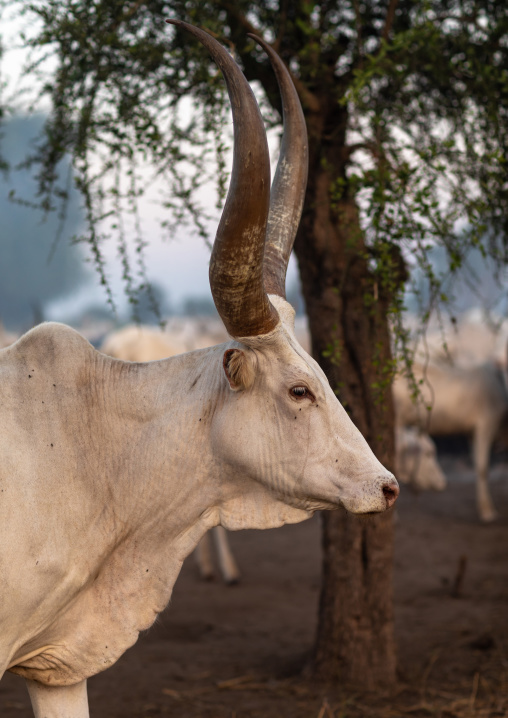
[2,457,508,717]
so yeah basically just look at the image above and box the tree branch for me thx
[273,0,288,53]
[353,0,364,58]
[382,0,399,42]
[290,73,321,114]
[217,1,321,114]
[110,0,147,34]
[217,1,260,36]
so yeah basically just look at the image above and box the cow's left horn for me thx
[166,20,279,338]
[248,35,308,299]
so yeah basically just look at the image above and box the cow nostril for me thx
[382,482,399,508]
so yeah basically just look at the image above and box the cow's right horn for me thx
[166,20,279,338]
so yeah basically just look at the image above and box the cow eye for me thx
[291,386,309,399]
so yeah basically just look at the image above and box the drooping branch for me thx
[382,0,399,42]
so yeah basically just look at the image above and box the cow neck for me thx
[90,344,230,546]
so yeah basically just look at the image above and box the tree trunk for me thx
[293,117,397,688]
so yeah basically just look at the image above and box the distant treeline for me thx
[0,115,87,330]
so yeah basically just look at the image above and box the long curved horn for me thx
[248,35,309,299]
[166,20,279,337]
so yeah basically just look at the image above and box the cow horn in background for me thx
[166,20,279,337]
[248,34,308,299]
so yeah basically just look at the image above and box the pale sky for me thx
[49,199,299,320]
[45,127,300,322]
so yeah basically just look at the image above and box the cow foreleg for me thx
[213,526,241,585]
[194,530,215,581]
[473,427,498,523]
[26,679,89,718]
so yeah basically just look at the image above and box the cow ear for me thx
[223,348,255,391]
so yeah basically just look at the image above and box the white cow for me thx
[101,323,190,360]
[411,317,508,369]
[101,323,240,584]
[395,426,446,492]
[394,360,508,521]
[101,320,229,362]
[0,23,398,717]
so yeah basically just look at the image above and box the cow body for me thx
[1,323,217,684]
[393,361,508,520]
[2,318,310,684]
[2,300,395,689]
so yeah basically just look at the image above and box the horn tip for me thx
[165,18,181,26]
[247,32,265,46]
[248,33,271,54]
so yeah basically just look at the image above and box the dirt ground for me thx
[2,455,508,717]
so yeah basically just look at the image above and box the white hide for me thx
[1,296,397,696]
[393,360,507,521]
[395,427,446,492]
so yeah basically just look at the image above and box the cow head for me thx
[167,21,399,519]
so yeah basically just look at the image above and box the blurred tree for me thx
[134,281,171,322]
[0,115,87,329]
[4,0,508,689]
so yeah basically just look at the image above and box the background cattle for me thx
[101,320,229,361]
[395,427,447,492]
[408,313,508,369]
[393,360,508,522]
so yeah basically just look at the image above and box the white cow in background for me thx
[395,427,446,492]
[101,320,229,362]
[101,322,239,584]
[408,313,508,370]
[1,24,399,717]
[394,360,508,521]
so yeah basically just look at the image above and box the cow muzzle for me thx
[338,473,400,514]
